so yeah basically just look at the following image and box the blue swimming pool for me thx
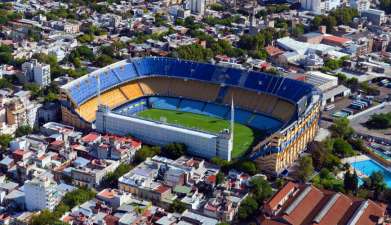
[351,159,391,187]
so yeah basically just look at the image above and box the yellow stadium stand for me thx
[139,77,171,96]
[120,82,144,100]
[271,100,295,122]
[77,88,127,122]
[168,79,220,102]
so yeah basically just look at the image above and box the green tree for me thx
[134,146,161,164]
[297,156,314,183]
[210,3,225,11]
[330,117,353,139]
[365,112,391,129]
[168,199,187,213]
[95,54,114,67]
[101,163,133,188]
[333,138,354,157]
[161,142,187,159]
[15,125,32,137]
[172,44,213,62]
[216,172,225,185]
[291,24,305,37]
[236,160,257,175]
[61,187,96,208]
[364,172,386,200]
[238,196,259,220]
[0,134,12,152]
[344,170,358,194]
[309,141,326,170]
[250,177,273,204]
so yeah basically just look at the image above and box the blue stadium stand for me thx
[178,100,205,114]
[149,97,179,110]
[203,103,229,118]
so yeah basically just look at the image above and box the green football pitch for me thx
[137,108,263,158]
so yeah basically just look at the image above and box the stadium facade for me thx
[60,57,321,175]
[95,105,233,160]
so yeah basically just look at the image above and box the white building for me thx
[300,0,341,14]
[22,59,51,87]
[24,178,59,211]
[350,0,370,12]
[190,0,205,15]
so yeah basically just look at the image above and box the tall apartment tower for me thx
[24,178,59,211]
[190,0,205,15]
[22,59,51,87]
[350,0,370,12]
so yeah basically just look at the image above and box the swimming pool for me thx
[351,159,391,187]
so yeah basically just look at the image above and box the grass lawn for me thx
[137,109,262,158]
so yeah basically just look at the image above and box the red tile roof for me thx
[261,183,387,225]
[81,132,100,143]
[154,185,170,194]
[266,181,297,210]
[322,35,351,45]
[265,45,284,57]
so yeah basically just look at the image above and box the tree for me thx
[61,187,96,208]
[344,170,358,194]
[134,146,161,164]
[161,142,187,159]
[168,199,187,213]
[172,44,213,62]
[238,196,259,220]
[291,24,305,37]
[365,112,391,129]
[297,156,314,183]
[367,172,386,200]
[309,141,327,170]
[95,54,114,67]
[333,138,354,157]
[250,177,273,204]
[216,172,225,185]
[15,125,33,137]
[236,160,257,175]
[210,3,225,11]
[101,163,133,188]
[330,118,353,139]
[30,188,95,225]
[0,134,12,152]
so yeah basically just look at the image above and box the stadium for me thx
[60,57,321,174]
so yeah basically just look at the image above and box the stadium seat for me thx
[77,98,98,122]
[139,77,171,96]
[203,103,229,118]
[113,63,138,82]
[113,99,148,116]
[178,100,205,114]
[248,114,283,131]
[168,79,220,102]
[226,109,253,124]
[76,88,127,122]
[119,82,143,100]
[271,100,296,122]
[223,87,259,111]
[149,97,179,110]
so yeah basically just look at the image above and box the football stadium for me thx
[60,57,321,174]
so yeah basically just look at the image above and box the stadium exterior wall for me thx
[95,105,233,160]
[251,101,320,175]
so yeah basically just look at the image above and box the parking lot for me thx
[350,104,391,144]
